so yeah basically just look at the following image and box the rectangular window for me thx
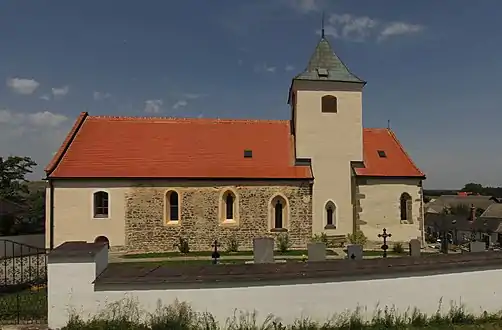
[377,150,387,158]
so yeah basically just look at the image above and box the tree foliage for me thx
[0,156,37,203]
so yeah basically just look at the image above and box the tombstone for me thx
[307,242,326,262]
[469,241,486,253]
[346,244,363,260]
[409,239,421,257]
[253,237,274,263]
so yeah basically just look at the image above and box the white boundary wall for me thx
[48,246,502,329]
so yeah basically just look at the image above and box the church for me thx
[44,33,426,253]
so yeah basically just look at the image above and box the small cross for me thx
[378,228,392,258]
[211,240,221,264]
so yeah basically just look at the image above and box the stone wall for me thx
[125,182,312,253]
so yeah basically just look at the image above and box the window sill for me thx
[221,220,238,227]
[270,228,288,233]
[324,224,337,230]
[165,220,181,226]
[92,216,109,220]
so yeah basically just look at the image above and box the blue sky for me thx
[0,0,501,189]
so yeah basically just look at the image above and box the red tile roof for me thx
[46,113,424,180]
[46,113,312,179]
[356,128,425,178]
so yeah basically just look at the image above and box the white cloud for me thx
[285,65,295,72]
[379,22,424,40]
[51,86,69,97]
[321,13,424,42]
[93,91,111,101]
[0,109,71,180]
[183,93,205,100]
[144,99,163,113]
[172,100,188,110]
[6,78,40,95]
[287,0,322,13]
[254,63,277,73]
[40,94,51,101]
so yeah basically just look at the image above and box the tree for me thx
[461,183,484,195]
[0,156,37,204]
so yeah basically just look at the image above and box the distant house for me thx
[425,195,496,214]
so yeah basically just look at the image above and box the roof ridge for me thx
[88,115,289,124]
[386,129,426,178]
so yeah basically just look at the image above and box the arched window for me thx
[225,193,234,220]
[165,191,180,222]
[325,201,336,228]
[321,95,338,113]
[93,191,109,218]
[270,195,289,231]
[400,192,412,221]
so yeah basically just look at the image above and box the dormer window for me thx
[316,68,329,78]
[377,150,387,158]
[321,95,338,113]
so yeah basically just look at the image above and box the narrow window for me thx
[325,201,337,228]
[93,191,109,218]
[166,191,179,221]
[274,199,283,229]
[400,192,412,221]
[225,193,234,220]
[321,95,338,113]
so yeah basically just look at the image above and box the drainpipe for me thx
[49,179,55,250]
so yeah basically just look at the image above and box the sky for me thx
[0,0,501,189]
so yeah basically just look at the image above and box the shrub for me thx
[311,233,332,248]
[276,233,291,253]
[392,242,405,254]
[173,237,190,254]
[346,230,367,246]
[225,235,239,253]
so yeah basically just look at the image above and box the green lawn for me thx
[0,288,47,323]
[123,249,336,259]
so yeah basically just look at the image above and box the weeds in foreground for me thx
[62,298,502,330]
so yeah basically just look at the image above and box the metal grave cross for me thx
[378,228,392,258]
[211,240,221,264]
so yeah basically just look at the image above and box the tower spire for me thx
[321,11,325,38]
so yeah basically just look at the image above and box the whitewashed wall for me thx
[0,234,45,258]
[48,247,502,329]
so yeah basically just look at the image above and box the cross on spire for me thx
[321,11,325,38]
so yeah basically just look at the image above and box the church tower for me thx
[289,30,366,236]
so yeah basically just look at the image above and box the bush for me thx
[62,298,502,329]
[392,242,405,254]
[347,230,367,246]
[311,233,332,248]
[276,233,291,253]
[225,235,239,253]
[173,237,190,254]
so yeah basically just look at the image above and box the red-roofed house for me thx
[44,33,425,252]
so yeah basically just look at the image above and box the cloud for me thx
[321,13,424,42]
[378,22,424,40]
[144,99,163,113]
[172,100,188,110]
[286,0,322,13]
[51,86,69,98]
[93,91,111,101]
[254,64,277,73]
[6,78,40,95]
[40,94,51,101]
[0,109,71,179]
[285,65,295,72]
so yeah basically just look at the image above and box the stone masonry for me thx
[125,182,313,253]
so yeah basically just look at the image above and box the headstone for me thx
[346,244,363,260]
[409,239,421,257]
[469,241,486,253]
[253,237,274,263]
[307,242,326,262]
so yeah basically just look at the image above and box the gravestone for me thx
[409,239,421,257]
[469,241,486,253]
[307,242,326,262]
[346,244,363,260]
[253,237,274,263]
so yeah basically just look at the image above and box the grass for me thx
[124,250,336,259]
[63,298,502,329]
[0,287,47,323]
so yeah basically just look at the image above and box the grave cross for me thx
[211,240,221,264]
[378,228,392,258]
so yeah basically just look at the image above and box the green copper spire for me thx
[294,35,365,84]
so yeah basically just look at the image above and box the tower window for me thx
[321,95,338,113]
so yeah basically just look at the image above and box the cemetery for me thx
[46,228,502,329]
